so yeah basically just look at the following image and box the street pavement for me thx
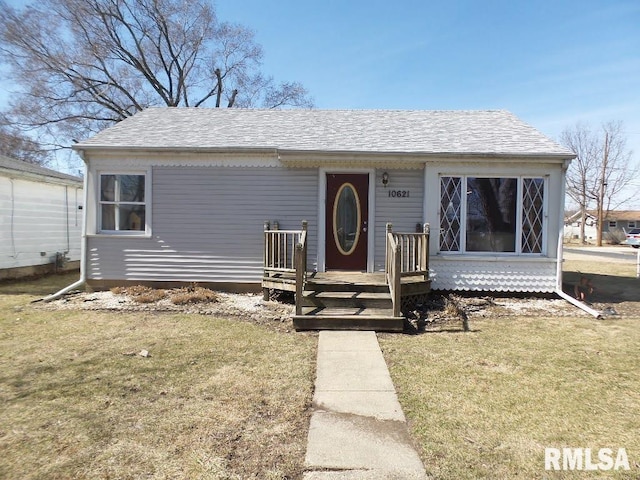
[564,245,639,263]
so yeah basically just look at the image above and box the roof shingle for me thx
[76,108,574,157]
[0,155,83,184]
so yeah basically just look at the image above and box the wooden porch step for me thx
[300,290,392,309]
[304,273,389,293]
[293,272,402,331]
[292,307,404,332]
[304,282,389,293]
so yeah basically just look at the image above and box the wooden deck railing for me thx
[385,223,430,316]
[386,232,402,317]
[295,225,308,316]
[263,221,307,273]
[263,220,307,312]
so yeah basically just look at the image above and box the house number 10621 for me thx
[388,190,410,198]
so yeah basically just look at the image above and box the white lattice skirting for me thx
[430,258,557,293]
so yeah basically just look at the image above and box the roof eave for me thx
[73,144,575,163]
[278,149,576,163]
[0,166,83,186]
[72,144,279,155]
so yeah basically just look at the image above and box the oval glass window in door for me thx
[332,182,361,255]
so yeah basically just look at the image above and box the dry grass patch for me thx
[381,258,640,479]
[111,284,220,305]
[381,316,640,479]
[169,285,219,305]
[0,274,316,479]
[111,285,168,303]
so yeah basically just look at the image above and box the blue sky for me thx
[214,0,639,142]
[2,0,639,202]
[215,0,640,205]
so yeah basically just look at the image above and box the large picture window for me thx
[439,176,545,254]
[99,174,146,233]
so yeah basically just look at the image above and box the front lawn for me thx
[381,258,640,479]
[3,258,639,479]
[0,274,316,479]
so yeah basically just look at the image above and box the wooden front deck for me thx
[305,272,430,293]
[262,272,431,298]
[262,222,431,331]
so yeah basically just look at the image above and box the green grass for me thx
[0,274,316,479]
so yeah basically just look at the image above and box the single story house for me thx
[600,211,640,232]
[0,154,83,280]
[72,108,575,294]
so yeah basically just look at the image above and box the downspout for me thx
[65,185,70,254]
[555,159,601,318]
[39,156,89,302]
[10,178,17,259]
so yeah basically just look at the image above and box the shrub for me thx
[605,228,626,245]
[134,290,167,303]
[169,285,218,305]
[110,285,166,303]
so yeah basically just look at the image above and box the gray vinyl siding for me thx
[87,166,318,283]
[1,175,82,270]
[373,168,425,271]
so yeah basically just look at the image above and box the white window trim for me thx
[438,175,548,256]
[97,169,152,236]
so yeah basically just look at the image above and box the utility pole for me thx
[596,131,609,247]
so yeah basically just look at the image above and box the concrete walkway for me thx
[303,331,427,479]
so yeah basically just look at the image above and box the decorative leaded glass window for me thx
[521,178,544,253]
[439,176,461,251]
[439,175,546,255]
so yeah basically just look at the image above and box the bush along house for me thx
[66,108,575,330]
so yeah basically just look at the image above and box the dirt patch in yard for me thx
[38,253,640,332]
[39,285,628,335]
[38,287,296,332]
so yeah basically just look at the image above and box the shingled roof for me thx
[75,108,574,158]
[0,154,82,185]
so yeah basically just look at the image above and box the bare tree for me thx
[561,121,636,245]
[0,0,313,151]
[561,123,600,243]
[0,122,51,164]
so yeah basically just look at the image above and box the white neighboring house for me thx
[564,211,598,241]
[0,155,83,280]
[564,210,640,243]
[73,108,575,293]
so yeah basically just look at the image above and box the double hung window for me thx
[439,176,546,254]
[99,173,147,233]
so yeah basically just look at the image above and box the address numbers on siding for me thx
[388,190,410,198]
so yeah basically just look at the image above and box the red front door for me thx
[325,173,369,270]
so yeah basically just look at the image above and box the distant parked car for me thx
[624,228,640,248]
